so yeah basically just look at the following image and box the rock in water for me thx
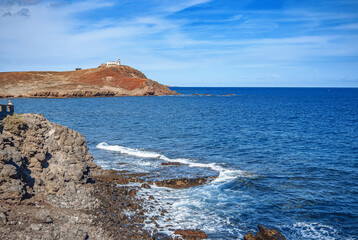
[244,224,286,240]
[174,229,208,240]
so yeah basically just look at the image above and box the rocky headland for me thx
[0,65,178,98]
[0,113,285,240]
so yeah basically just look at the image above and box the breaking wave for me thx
[96,142,249,183]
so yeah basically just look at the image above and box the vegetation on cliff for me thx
[2,114,26,135]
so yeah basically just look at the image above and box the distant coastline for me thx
[0,65,178,98]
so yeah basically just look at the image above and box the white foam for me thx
[96,142,252,184]
[97,142,162,159]
[291,222,342,240]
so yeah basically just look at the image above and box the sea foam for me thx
[96,142,249,184]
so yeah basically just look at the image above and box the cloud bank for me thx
[0,0,357,86]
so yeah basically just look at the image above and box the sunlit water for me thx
[8,87,358,239]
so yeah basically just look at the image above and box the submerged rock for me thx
[161,162,183,166]
[155,176,217,189]
[244,224,286,240]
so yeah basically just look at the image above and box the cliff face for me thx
[0,66,177,98]
[0,114,152,239]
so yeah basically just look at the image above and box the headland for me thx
[0,64,177,98]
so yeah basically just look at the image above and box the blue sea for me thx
[7,87,358,239]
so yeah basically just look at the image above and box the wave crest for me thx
[96,142,251,183]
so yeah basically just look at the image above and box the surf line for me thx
[96,142,247,184]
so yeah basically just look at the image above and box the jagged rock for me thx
[141,183,151,189]
[155,176,217,189]
[161,162,183,166]
[129,189,136,196]
[244,224,286,240]
[35,152,46,162]
[0,164,17,178]
[35,210,53,223]
[174,229,208,240]
[29,223,43,231]
[0,211,7,226]
[153,232,172,240]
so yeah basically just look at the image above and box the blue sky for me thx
[1,0,358,87]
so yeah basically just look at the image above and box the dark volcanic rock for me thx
[0,113,152,239]
[174,229,208,240]
[0,113,218,239]
[142,183,151,189]
[244,224,286,240]
[161,162,183,166]
[155,176,217,189]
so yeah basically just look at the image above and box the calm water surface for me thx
[7,87,358,239]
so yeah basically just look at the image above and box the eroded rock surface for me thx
[155,176,217,189]
[0,114,152,239]
[174,229,208,240]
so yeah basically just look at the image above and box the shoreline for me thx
[0,113,214,239]
[0,113,286,240]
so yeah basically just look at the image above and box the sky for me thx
[0,0,358,87]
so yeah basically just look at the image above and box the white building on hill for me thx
[105,58,121,66]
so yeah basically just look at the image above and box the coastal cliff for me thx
[0,114,155,239]
[0,65,177,98]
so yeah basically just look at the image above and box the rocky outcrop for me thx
[155,176,217,189]
[0,114,153,239]
[161,162,183,166]
[174,229,208,240]
[0,66,178,98]
[244,225,286,240]
[0,114,98,204]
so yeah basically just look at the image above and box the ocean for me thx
[9,87,358,239]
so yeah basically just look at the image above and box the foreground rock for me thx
[244,224,286,240]
[174,229,208,240]
[0,65,178,98]
[0,113,153,239]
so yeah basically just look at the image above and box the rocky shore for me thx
[0,113,285,240]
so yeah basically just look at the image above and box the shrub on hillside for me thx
[3,114,26,135]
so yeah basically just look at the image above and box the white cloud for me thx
[159,0,211,13]
[0,0,357,86]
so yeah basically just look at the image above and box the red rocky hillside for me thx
[0,65,177,98]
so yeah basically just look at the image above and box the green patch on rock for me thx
[3,114,26,135]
